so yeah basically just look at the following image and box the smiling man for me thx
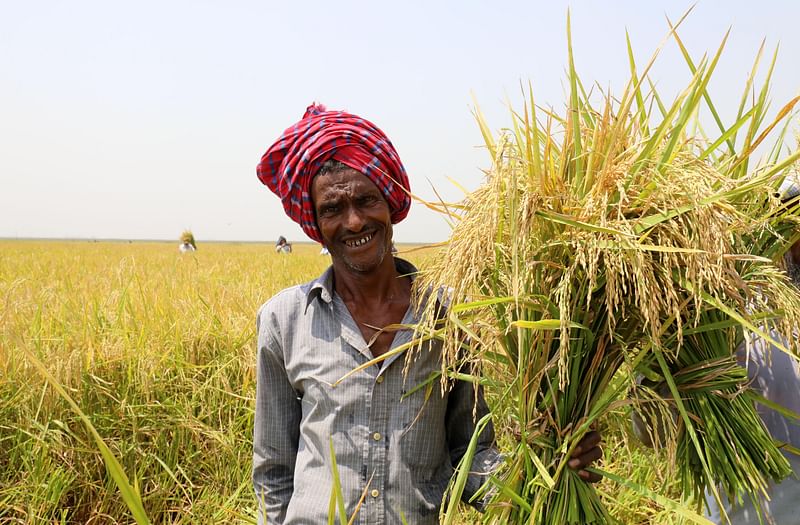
[252,104,602,524]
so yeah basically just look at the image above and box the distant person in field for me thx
[179,231,197,253]
[275,235,292,254]
[252,103,603,524]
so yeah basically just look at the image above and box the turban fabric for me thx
[257,103,411,243]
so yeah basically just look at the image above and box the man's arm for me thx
[445,374,502,510]
[253,310,302,524]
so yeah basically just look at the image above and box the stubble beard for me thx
[339,236,389,274]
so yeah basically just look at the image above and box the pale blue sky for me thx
[2,1,799,243]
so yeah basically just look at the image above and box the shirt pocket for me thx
[398,385,448,473]
[301,380,366,467]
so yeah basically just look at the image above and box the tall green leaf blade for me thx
[22,347,151,525]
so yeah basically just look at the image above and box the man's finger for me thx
[568,445,603,469]
[576,431,601,451]
[577,469,602,483]
[569,430,602,458]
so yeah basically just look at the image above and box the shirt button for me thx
[376,375,384,384]
[372,432,382,441]
[371,489,380,498]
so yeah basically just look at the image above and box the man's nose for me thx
[344,206,366,231]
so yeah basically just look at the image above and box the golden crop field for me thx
[0,240,438,524]
[1,240,688,524]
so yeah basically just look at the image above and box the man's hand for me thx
[567,430,602,483]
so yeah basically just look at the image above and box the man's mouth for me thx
[344,232,374,248]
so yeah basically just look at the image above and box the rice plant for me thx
[0,241,331,523]
[416,13,800,525]
[1,241,438,523]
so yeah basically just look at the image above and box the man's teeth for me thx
[346,233,373,247]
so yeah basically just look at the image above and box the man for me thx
[252,103,602,524]
[275,236,292,254]
[633,175,800,524]
[703,334,800,524]
[704,177,800,524]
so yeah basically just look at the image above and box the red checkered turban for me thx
[256,103,411,243]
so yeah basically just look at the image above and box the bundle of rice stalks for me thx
[415,14,800,525]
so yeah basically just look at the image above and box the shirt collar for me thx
[305,257,419,312]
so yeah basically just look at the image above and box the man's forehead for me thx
[312,169,382,197]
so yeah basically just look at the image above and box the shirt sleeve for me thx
[445,374,503,511]
[252,306,302,524]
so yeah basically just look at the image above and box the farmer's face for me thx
[311,168,393,274]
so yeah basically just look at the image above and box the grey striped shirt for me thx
[253,258,499,524]
[705,332,800,524]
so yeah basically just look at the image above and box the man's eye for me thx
[322,205,338,214]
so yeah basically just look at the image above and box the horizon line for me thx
[0,236,429,245]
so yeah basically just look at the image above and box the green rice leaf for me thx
[534,210,633,237]
[441,413,493,525]
[451,296,516,313]
[590,467,715,524]
[510,319,589,331]
[328,438,348,525]
[22,347,151,525]
[752,393,800,422]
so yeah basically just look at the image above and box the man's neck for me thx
[332,256,408,306]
